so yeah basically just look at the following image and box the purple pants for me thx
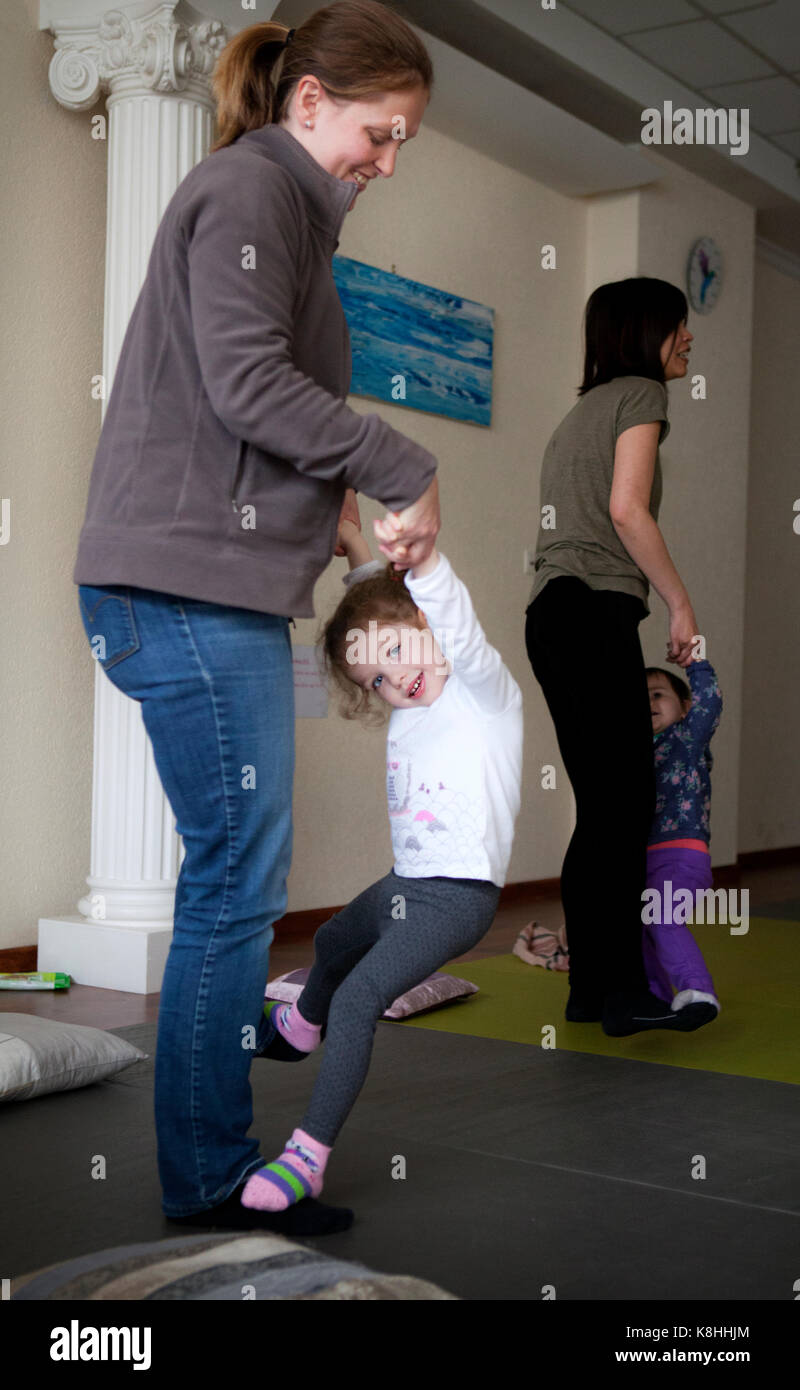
[643,846,717,1002]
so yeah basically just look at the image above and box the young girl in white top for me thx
[240,519,523,1212]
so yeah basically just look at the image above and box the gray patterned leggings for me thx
[296,869,501,1146]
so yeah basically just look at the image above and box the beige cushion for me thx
[0,1013,147,1102]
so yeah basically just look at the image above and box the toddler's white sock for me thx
[672,988,720,1014]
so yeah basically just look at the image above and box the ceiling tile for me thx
[703,75,800,131]
[625,19,775,87]
[563,0,698,33]
[724,0,800,71]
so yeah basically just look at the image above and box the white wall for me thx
[1,15,791,951]
[738,255,800,852]
[635,153,756,871]
[1,7,105,949]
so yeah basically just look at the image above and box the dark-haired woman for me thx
[74,2,439,1232]
[524,277,711,1037]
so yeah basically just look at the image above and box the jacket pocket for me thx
[228,441,343,549]
[77,586,141,670]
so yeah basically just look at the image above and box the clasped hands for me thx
[335,478,440,571]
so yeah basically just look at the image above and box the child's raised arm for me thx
[679,658,722,746]
[405,551,521,717]
[336,518,385,590]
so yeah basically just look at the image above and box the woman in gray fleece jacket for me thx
[75,1,439,1234]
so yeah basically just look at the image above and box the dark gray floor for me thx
[3,1021,798,1300]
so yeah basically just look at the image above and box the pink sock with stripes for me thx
[271,999,322,1053]
[240,1129,331,1211]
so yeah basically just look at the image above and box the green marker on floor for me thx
[0,972,71,990]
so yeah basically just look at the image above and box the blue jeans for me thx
[77,583,293,1216]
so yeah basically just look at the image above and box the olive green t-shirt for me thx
[528,375,670,615]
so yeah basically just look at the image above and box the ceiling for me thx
[276,0,800,256]
[38,0,800,256]
[564,0,800,161]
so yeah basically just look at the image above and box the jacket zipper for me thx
[231,442,246,513]
[230,440,296,629]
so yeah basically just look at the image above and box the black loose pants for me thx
[525,576,655,999]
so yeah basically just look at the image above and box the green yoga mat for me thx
[397,917,800,1086]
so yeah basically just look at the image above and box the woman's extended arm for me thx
[609,422,699,667]
[185,162,436,515]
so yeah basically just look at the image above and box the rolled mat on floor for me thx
[512,922,569,971]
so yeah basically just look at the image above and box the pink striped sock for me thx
[274,999,322,1053]
[240,1129,332,1211]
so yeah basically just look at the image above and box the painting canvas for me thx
[331,255,494,426]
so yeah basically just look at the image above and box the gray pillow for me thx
[0,1013,148,1102]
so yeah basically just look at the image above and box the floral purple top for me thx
[650,659,722,846]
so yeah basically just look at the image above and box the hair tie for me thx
[284,27,295,48]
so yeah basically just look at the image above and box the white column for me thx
[37,0,230,992]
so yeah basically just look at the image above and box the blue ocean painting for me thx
[331,255,494,426]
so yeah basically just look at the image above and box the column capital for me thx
[41,1,229,111]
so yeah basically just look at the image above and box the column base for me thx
[37,915,172,995]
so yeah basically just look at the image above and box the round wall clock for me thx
[687,236,722,314]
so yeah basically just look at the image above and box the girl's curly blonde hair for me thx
[319,561,426,727]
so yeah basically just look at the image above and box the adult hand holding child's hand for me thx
[667,600,701,668]
[373,476,440,571]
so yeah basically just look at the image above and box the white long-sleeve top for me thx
[344,553,523,887]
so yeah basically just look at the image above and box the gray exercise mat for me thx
[1,1020,798,1299]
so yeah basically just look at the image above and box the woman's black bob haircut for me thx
[578,277,689,396]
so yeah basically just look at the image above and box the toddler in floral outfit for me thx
[643,658,722,1020]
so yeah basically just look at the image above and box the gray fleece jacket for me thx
[73,123,437,617]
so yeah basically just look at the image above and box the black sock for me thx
[165,1184,353,1235]
[602,989,717,1037]
[255,1029,309,1062]
[565,989,604,1022]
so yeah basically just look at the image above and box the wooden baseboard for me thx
[273,905,347,938]
[707,863,740,888]
[738,845,800,868]
[497,876,561,905]
[1,849,795,970]
[0,946,39,972]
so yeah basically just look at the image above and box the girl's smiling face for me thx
[347,616,449,708]
[648,673,690,734]
[660,318,693,380]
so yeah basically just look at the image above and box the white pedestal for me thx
[38,915,173,995]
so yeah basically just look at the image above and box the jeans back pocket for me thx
[77,585,141,670]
